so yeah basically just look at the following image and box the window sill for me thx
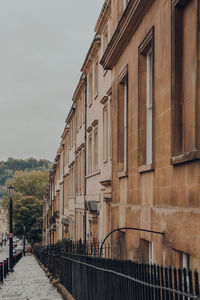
[118,170,128,179]
[86,170,101,179]
[138,163,154,173]
[171,150,200,165]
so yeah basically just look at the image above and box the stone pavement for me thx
[0,254,63,300]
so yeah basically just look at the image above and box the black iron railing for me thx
[35,245,200,300]
[46,239,111,258]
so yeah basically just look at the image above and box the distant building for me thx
[0,208,8,244]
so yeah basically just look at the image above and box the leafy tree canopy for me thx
[0,157,51,199]
[3,169,49,244]
[10,170,49,200]
[13,196,43,244]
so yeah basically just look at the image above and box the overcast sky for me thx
[0,0,104,162]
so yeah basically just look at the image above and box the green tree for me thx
[13,196,43,243]
[0,157,51,199]
[3,169,49,244]
[10,170,49,200]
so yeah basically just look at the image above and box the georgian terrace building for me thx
[43,0,113,246]
[100,0,200,270]
[43,0,200,272]
[81,0,112,244]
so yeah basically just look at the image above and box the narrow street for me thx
[0,255,63,300]
[0,0,199,299]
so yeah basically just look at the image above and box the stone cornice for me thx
[72,74,85,103]
[61,125,69,140]
[63,172,69,179]
[57,143,64,155]
[87,125,92,133]
[100,0,154,70]
[75,143,85,154]
[107,87,112,96]
[100,95,108,105]
[99,179,112,187]
[68,161,75,169]
[91,119,98,127]
[55,154,60,162]
[81,34,101,72]
[65,104,75,124]
[94,0,111,34]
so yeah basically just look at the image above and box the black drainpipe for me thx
[62,143,65,240]
[84,73,87,244]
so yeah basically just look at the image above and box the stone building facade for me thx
[43,0,200,271]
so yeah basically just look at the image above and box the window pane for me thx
[94,60,98,95]
[103,106,108,161]
[118,77,128,172]
[94,129,98,171]
[146,49,152,164]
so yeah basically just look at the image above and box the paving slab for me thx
[0,255,63,300]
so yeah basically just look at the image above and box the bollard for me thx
[13,254,15,267]
[6,258,9,274]
[0,262,3,283]
[3,260,6,278]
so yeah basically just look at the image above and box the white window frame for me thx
[123,79,128,172]
[93,127,98,172]
[146,48,153,165]
[88,71,93,105]
[149,241,153,264]
[88,134,92,174]
[78,153,81,195]
[94,59,98,97]
[109,97,112,160]
[81,149,85,194]
[103,105,108,162]
[82,91,85,123]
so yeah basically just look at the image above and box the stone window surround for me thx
[88,70,93,107]
[140,238,153,264]
[94,57,99,99]
[93,125,98,172]
[87,133,92,175]
[117,64,128,178]
[138,27,154,173]
[101,95,109,163]
[103,103,108,163]
[171,0,200,166]
[87,120,99,177]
